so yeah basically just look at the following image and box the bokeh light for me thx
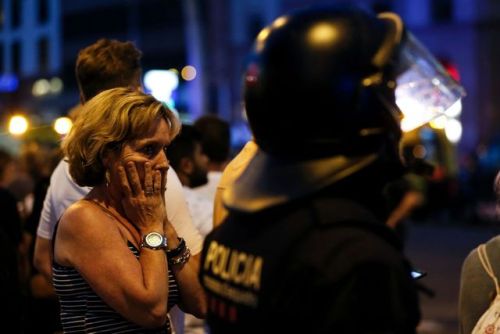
[181,65,197,81]
[54,117,73,135]
[8,115,29,135]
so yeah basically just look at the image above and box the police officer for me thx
[200,4,464,333]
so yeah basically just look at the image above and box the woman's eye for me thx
[142,145,155,156]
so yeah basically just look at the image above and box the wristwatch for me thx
[141,232,167,250]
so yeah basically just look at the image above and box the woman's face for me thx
[107,118,171,194]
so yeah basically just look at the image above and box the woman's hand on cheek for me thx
[160,168,168,200]
[117,161,166,230]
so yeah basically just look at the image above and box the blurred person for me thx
[212,139,258,228]
[457,151,482,223]
[200,5,464,333]
[7,170,35,221]
[21,144,63,333]
[191,114,256,229]
[168,125,212,334]
[385,157,430,244]
[0,149,23,251]
[192,115,231,200]
[458,170,500,333]
[53,87,205,332]
[22,145,62,237]
[385,177,425,230]
[0,149,23,331]
[168,125,212,237]
[33,38,205,333]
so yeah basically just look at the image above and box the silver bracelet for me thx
[168,247,191,266]
[166,237,186,257]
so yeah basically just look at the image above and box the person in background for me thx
[168,125,212,237]
[458,171,500,334]
[192,115,231,200]
[168,124,213,334]
[384,157,430,245]
[200,4,464,332]
[0,149,23,256]
[192,114,247,229]
[33,38,204,333]
[21,144,63,333]
[212,139,258,228]
[0,149,23,332]
[53,87,205,332]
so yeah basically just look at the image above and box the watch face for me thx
[146,233,163,248]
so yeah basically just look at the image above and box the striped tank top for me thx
[53,241,179,333]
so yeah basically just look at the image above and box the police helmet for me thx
[225,5,464,212]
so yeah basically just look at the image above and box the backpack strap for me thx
[478,244,500,295]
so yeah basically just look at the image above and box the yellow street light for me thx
[8,115,29,135]
[54,117,73,135]
[181,65,197,81]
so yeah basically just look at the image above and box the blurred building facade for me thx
[0,0,60,78]
[0,0,499,163]
[0,0,189,131]
[203,0,500,158]
[0,0,61,152]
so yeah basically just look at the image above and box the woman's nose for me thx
[154,150,169,170]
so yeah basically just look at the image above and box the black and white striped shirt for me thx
[53,241,179,333]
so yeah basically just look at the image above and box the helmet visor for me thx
[394,32,466,132]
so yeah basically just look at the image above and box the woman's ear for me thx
[101,148,114,170]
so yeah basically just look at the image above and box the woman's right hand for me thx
[117,161,166,232]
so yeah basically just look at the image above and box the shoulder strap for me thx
[478,244,500,295]
[83,199,141,246]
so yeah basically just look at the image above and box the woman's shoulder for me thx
[59,199,110,233]
[62,199,95,218]
[462,235,500,273]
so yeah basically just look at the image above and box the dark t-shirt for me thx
[200,196,420,333]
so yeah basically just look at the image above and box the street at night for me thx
[0,0,499,333]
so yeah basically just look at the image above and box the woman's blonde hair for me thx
[63,87,181,187]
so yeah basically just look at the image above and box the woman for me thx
[53,88,205,333]
[458,171,500,333]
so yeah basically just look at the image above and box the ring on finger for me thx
[145,188,154,196]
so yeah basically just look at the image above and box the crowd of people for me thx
[1,3,499,334]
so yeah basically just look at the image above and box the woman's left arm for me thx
[164,220,207,318]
